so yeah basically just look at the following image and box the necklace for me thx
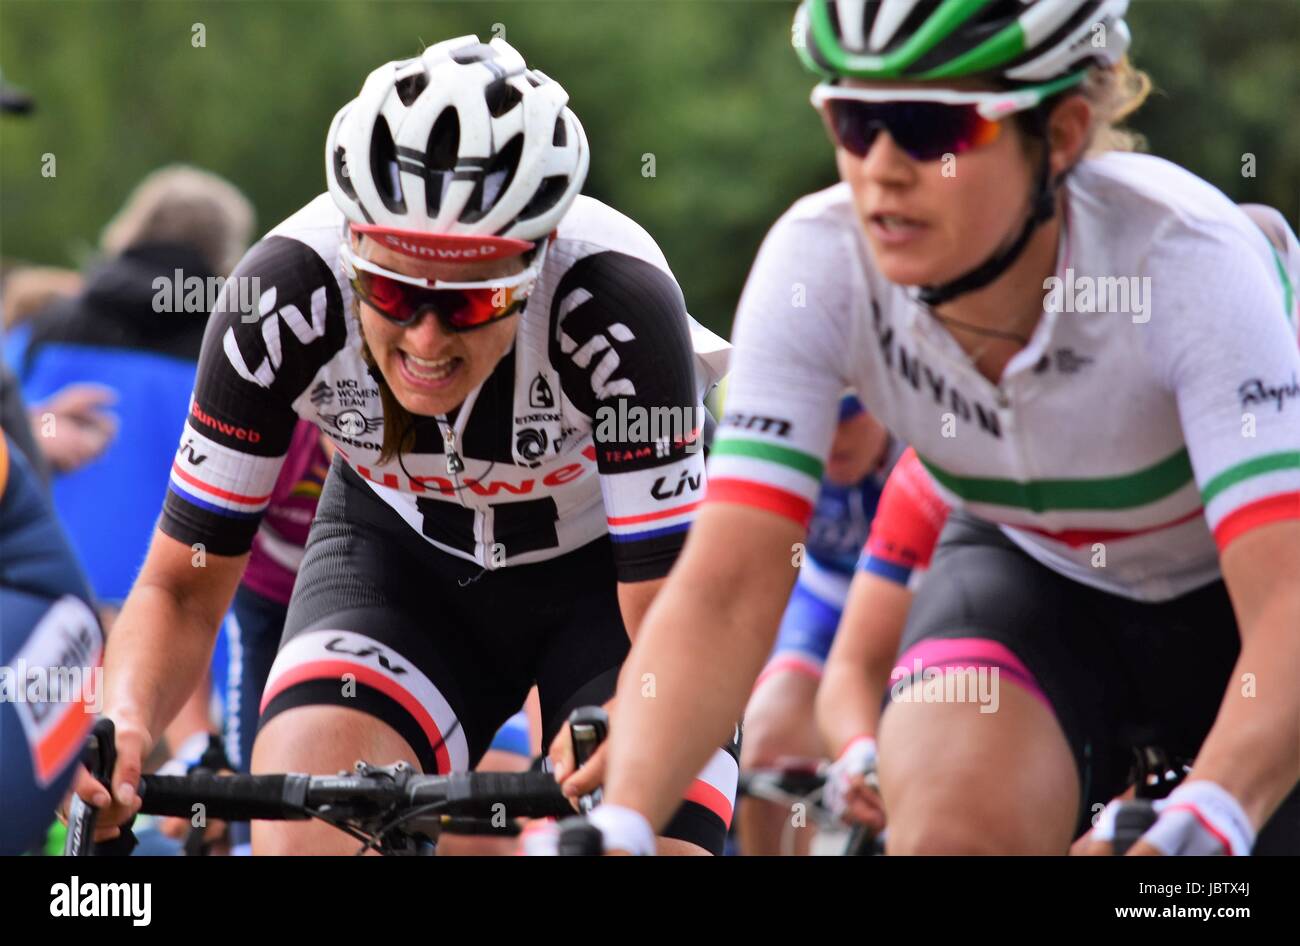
[918,299,1042,377]
[925,309,1033,345]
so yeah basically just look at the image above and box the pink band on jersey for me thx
[890,637,1053,716]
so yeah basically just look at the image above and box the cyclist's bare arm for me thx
[616,577,666,642]
[1183,521,1300,831]
[83,529,248,821]
[816,571,913,755]
[604,502,803,831]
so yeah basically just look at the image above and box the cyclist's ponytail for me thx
[1081,57,1153,156]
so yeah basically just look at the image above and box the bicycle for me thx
[735,761,885,856]
[64,716,588,856]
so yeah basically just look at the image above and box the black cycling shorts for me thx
[257,457,740,853]
[886,510,1299,853]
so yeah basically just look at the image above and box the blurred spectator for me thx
[4,165,255,604]
[2,266,82,331]
[0,365,51,483]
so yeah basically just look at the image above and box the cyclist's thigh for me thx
[878,513,1090,854]
[532,538,742,856]
[251,704,420,855]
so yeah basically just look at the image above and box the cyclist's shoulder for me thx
[545,196,693,349]
[210,194,352,390]
[744,183,865,295]
[1070,154,1273,260]
[547,196,679,294]
[768,182,859,242]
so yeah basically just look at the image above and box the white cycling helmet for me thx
[326,36,589,259]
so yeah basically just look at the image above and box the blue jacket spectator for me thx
[5,166,253,604]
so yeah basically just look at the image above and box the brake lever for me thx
[64,718,122,856]
[567,706,609,815]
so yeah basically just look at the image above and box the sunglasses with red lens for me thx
[350,269,528,331]
[342,238,546,332]
[810,75,1084,163]
[824,99,1001,162]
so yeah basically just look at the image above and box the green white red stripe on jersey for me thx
[706,434,824,525]
[917,448,1300,553]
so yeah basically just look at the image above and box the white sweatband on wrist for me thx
[156,731,210,777]
[839,735,877,768]
[1149,781,1255,856]
[587,804,656,856]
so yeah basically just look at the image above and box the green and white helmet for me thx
[794,0,1130,87]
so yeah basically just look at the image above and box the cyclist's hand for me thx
[1083,782,1254,856]
[60,717,149,841]
[1071,784,1136,854]
[838,773,886,831]
[824,735,883,828]
[30,384,118,474]
[548,700,612,806]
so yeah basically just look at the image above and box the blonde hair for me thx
[100,165,255,275]
[2,266,82,329]
[1079,57,1153,155]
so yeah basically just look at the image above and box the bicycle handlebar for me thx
[136,768,573,824]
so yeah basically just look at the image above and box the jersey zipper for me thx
[432,379,490,564]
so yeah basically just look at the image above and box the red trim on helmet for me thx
[351,224,536,261]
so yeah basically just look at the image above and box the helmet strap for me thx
[917,135,1057,308]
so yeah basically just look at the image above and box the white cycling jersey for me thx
[161,194,729,580]
[710,152,1300,601]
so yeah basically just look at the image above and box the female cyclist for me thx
[577,0,1300,856]
[72,35,736,855]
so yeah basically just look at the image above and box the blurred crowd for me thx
[3,72,260,853]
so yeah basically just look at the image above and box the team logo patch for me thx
[516,427,549,463]
[530,373,555,409]
[322,410,383,437]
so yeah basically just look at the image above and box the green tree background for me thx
[2,0,1297,334]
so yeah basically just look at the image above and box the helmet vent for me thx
[485,79,523,118]
[515,174,569,225]
[369,117,406,214]
[552,116,567,147]
[395,72,429,107]
[332,146,358,201]
[422,107,461,217]
[426,107,461,169]
[461,134,523,223]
